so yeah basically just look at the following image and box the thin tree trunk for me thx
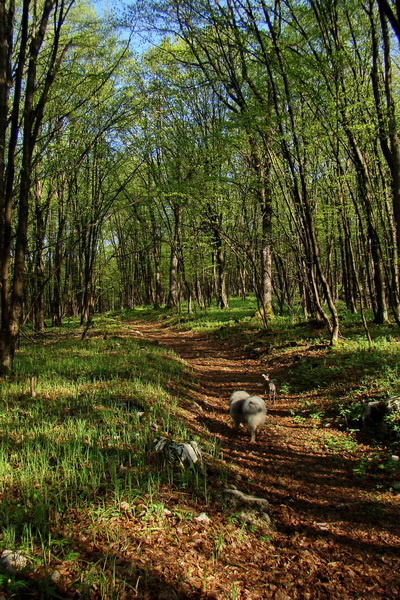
[167,205,182,309]
[212,218,229,309]
[370,4,400,322]
[248,136,273,321]
[150,209,163,309]
[32,178,52,332]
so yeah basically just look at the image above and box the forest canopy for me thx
[1,0,400,370]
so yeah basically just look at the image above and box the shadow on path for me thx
[129,319,400,598]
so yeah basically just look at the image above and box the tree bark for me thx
[0,0,71,371]
[167,204,182,309]
[370,3,400,321]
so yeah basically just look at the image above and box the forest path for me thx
[129,318,400,599]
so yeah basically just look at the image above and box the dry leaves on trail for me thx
[122,321,400,600]
[37,321,400,600]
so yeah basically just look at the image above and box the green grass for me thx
[117,296,258,331]
[0,317,209,597]
[1,301,400,597]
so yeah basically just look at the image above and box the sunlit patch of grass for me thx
[282,337,400,394]
[0,317,206,597]
[321,431,359,453]
[268,323,400,448]
[123,297,260,333]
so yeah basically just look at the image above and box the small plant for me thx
[0,575,30,597]
[353,457,368,477]
[230,582,241,600]
[335,399,365,429]
[279,382,291,395]
[292,413,306,424]
[322,432,358,453]
[310,410,323,423]
[384,410,400,441]
[212,530,225,561]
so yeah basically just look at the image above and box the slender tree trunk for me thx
[211,217,229,309]
[248,136,273,321]
[340,225,357,313]
[195,277,206,309]
[167,205,182,309]
[167,243,179,308]
[0,0,28,372]
[341,201,372,344]
[368,223,388,323]
[150,210,163,309]
[260,7,340,342]
[345,129,388,323]
[370,3,400,321]
[32,178,51,332]
[52,183,66,327]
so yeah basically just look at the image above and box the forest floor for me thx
[125,317,400,600]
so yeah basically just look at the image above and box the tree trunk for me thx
[32,178,52,332]
[248,136,273,321]
[167,205,182,309]
[52,183,67,327]
[370,4,400,322]
[151,210,163,309]
[212,219,229,309]
[0,0,69,370]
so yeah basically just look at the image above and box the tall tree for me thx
[0,0,75,372]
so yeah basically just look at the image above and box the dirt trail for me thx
[131,320,400,600]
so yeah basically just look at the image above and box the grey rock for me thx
[0,550,28,573]
[223,488,270,511]
[154,437,203,468]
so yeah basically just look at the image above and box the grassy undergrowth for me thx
[130,298,400,441]
[1,302,400,597]
[0,316,210,598]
